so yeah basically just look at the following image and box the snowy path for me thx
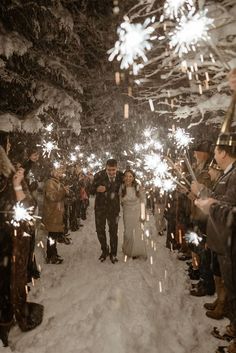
[4,199,228,353]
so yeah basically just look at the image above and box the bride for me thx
[121,170,147,259]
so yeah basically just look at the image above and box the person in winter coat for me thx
[0,131,43,347]
[42,166,69,264]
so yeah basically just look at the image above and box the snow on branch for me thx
[109,0,236,127]
[33,82,82,134]
[0,25,32,58]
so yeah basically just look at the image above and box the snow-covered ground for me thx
[3,198,228,353]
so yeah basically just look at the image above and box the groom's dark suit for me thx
[91,169,123,257]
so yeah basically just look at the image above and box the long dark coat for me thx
[207,163,236,254]
[90,169,123,215]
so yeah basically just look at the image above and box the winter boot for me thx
[206,278,227,320]
[0,322,12,347]
[204,276,221,310]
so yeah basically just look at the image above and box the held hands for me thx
[12,167,25,187]
[194,198,218,215]
[96,185,106,193]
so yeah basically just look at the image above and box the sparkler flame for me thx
[169,9,214,56]
[11,202,34,227]
[70,153,77,162]
[53,161,61,169]
[170,127,194,149]
[144,153,161,171]
[45,123,53,132]
[185,231,202,246]
[42,140,58,157]
[108,17,156,74]
[164,0,194,19]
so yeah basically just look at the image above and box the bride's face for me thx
[124,172,134,186]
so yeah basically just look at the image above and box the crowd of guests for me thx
[0,137,93,346]
[149,69,236,353]
[0,71,235,352]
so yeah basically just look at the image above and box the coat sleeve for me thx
[220,170,236,204]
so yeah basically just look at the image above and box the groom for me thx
[91,159,123,263]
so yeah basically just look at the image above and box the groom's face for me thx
[106,165,117,178]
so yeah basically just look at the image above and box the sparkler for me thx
[108,17,157,74]
[53,161,61,169]
[144,153,161,171]
[70,153,77,162]
[169,127,194,149]
[11,202,34,227]
[45,123,53,132]
[154,160,169,179]
[163,0,194,20]
[184,152,197,182]
[184,230,202,246]
[169,9,214,57]
[143,128,153,138]
[165,156,191,188]
[42,140,58,157]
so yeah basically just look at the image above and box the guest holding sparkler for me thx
[183,141,212,280]
[0,131,43,347]
[195,70,236,352]
[189,160,223,299]
[121,170,147,260]
[42,165,70,264]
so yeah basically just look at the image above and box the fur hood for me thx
[0,146,15,177]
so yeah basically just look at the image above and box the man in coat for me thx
[90,159,123,263]
[195,134,236,352]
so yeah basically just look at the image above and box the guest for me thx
[0,131,43,347]
[42,165,69,264]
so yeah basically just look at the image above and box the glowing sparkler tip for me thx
[170,9,214,56]
[108,17,156,74]
[11,202,34,227]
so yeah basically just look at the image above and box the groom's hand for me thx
[97,185,106,193]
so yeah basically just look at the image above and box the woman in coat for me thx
[0,131,43,347]
[42,166,69,264]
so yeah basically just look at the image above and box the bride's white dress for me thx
[121,187,147,258]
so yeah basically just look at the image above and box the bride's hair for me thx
[121,169,140,198]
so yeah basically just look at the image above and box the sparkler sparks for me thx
[163,0,194,19]
[108,17,157,74]
[184,230,202,246]
[70,153,77,162]
[170,127,194,149]
[42,140,58,157]
[45,123,53,132]
[169,9,214,56]
[144,153,161,171]
[11,202,34,227]
[53,161,61,169]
